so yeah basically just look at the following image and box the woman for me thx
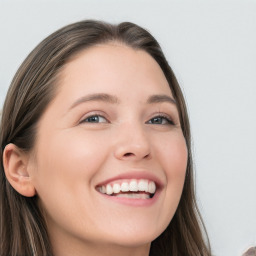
[0,20,211,256]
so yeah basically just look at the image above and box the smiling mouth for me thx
[96,179,156,199]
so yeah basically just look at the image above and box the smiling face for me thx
[27,43,188,256]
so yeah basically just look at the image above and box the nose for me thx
[113,123,151,161]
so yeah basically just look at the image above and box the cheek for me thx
[32,131,110,229]
[154,131,188,176]
[37,129,108,175]
[154,132,188,203]
[166,140,187,176]
[165,135,187,190]
[32,129,112,212]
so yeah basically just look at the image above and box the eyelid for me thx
[146,113,176,125]
[77,111,178,126]
[79,111,109,124]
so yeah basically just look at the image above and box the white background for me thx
[0,0,255,255]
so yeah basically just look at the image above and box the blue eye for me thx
[147,116,174,125]
[81,115,107,123]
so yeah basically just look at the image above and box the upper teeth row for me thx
[98,179,156,195]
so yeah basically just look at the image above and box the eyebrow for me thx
[70,93,120,109]
[147,94,177,105]
[69,92,176,110]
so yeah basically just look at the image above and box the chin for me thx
[99,227,163,248]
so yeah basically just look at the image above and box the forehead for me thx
[58,43,172,97]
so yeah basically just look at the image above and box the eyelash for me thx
[79,113,175,125]
[146,114,175,125]
[79,114,108,124]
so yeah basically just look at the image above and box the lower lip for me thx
[97,190,161,207]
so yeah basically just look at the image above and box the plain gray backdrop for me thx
[0,0,256,255]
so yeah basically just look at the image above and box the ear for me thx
[3,143,36,197]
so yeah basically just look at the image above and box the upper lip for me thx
[95,170,164,189]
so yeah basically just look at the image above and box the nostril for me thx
[124,152,134,157]
[123,152,151,159]
[144,153,150,159]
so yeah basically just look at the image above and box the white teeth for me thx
[99,186,106,194]
[116,193,150,199]
[138,179,149,192]
[113,184,121,193]
[120,182,129,192]
[98,179,157,197]
[148,181,156,194]
[106,184,113,195]
[129,180,138,191]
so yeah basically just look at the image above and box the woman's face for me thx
[28,44,187,254]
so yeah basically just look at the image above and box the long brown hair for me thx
[0,20,211,256]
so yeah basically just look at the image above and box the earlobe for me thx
[3,143,36,197]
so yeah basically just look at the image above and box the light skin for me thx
[4,43,188,256]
